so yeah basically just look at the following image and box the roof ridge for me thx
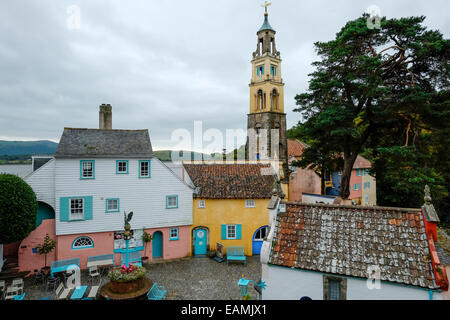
[283,201,421,212]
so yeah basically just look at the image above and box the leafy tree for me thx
[0,174,37,244]
[293,14,449,199]
[36,233,56,268]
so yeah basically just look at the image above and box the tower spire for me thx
[261,1,272,15]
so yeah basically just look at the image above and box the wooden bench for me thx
[226,246,246,266]
[147,282,166,300]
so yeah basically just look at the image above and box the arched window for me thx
[257,90,264,110]
[271,89,278,110]
[72,236,94,249]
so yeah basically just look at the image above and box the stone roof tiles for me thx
[269,202,438,289]
[54,128,154,158]
[183,163,276,199]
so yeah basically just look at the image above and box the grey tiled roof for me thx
[269,203,438,289]
[54,128,153,158]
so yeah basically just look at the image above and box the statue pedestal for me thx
[99,277,153,300]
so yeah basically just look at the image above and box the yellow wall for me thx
[191,198,270,256]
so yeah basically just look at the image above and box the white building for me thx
[261,201,448,300]
[19,105,194,271]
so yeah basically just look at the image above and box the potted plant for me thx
[142,229,152,261]
[207,247,216,259]
[108,263,147,294]
[36,233,56,275]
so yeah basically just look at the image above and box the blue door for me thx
[152,231,163,258]
[252,226,269,255]
[194,229,207,255]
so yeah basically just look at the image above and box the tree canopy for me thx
[0,174,38,243]
[291,14,449,217]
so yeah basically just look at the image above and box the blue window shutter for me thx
[262,66,264,74]
[60,197,69,222]
[221,225,227,240]
[236,224,242,240]
[83,196,93,220]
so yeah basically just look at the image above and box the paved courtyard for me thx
[11,256,262,300]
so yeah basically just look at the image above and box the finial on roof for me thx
[424,185,432,204]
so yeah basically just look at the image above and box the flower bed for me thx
[108,264,147,294]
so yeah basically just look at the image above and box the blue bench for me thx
[226,246,246,266]
[147,282,167,300]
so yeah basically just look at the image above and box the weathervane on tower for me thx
[261,1,272,15]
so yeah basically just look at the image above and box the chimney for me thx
[99,104,112,130]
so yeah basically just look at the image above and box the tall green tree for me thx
[0,174,37,244]
[293,14,449,199]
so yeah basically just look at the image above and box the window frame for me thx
[72,236,94,250]
[323,276,347,300]
[245,199,256,208]
[198,200,205,208]
[105,198,120,213]
[166,195,178,209]
[69,198,84,220]
[226,225,237,240]
[116,160,129,174]
[80,160,95,180]
[169,227,179,240]
[139,160,151,178]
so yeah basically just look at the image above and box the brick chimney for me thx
[99,104,112,130]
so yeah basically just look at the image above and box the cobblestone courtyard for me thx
[13,256,262,300]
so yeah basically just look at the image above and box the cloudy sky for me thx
[0,0,449,152]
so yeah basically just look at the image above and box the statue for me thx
[123,211,133,240]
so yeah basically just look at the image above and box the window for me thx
[80,160,94,179]
[116,160,128,174]
[323,276,347,300]
[365,194,369,205]
[72,236,94,249]
[353,184,361,191]
[227,225,237,239]
[70,198,84,220]
[254,226,269,241]
[169,228,179,240]
[166,195,178,209]
[271,65,277,76]
[106,199,119,212]
[256,65,264,78]
[198,200,205,208]
[364,182,371,189]
[245,199,256,208]
[139,160,151,178]
[328,280,341,300]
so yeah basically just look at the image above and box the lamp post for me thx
[238,274,266,299]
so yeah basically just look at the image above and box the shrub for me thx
[0,174,38,243]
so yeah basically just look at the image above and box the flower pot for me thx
[109,277,145,294]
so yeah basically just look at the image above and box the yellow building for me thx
[183,163,279,256]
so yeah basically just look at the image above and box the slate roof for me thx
[269,202,438,289]
[183,163,276,199]
[54,128,154,158]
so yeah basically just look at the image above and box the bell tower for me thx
[246,2,289,189]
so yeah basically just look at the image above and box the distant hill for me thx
[0,140,58,156]
[0,140,245,163]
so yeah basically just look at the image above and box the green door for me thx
[152,231,163,258]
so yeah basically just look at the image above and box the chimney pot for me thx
[99,104,112,130]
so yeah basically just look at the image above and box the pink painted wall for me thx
[18,219,56,272]
[19,223,191,271]
[289,167,321,202]
[349,170,362,200]
[144,226,191,261]
[56,231,117,269]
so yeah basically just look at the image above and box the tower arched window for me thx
[257,90,264,110]
[271,89,279,110]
